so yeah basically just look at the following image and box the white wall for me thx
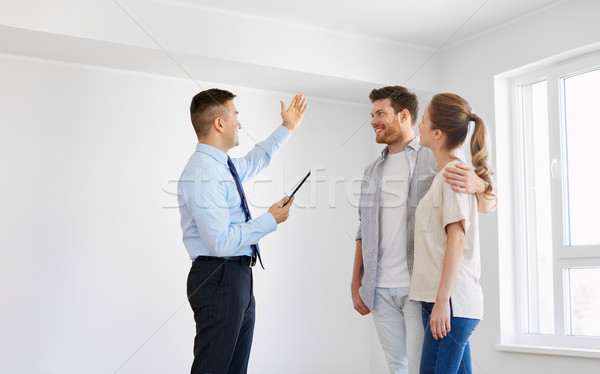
[4,0,600,373]
[439,0,600,373]
[0,53,377,373]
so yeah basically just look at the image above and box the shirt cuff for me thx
[255,211,278,235]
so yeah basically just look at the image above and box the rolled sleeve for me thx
[356,221,362,241]
[442,181,471,233]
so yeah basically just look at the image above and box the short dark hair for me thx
[189,88,236,137]
[369,86,419,126]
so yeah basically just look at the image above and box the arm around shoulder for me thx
[443,163,496,214]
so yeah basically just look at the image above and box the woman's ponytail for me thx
[470,114,495,200]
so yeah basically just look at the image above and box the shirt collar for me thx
[406,136,422,153]
[195,142,228,166]
[379,136,422,160]
[379,147,389,161]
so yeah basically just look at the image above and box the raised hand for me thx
[280,94,308,131]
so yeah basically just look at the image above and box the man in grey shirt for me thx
[351,86,494,374]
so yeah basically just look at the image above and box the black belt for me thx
[194,255,256,267]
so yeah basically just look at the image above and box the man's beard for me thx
[376,130,402,145]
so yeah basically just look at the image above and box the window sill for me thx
[494,344,600,359]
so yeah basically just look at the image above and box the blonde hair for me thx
[429,93,495,200]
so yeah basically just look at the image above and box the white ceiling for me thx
[0,0,577,102]
[164,0,569,49]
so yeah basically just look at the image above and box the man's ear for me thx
[397,108,410,125]
[213,117,225,133]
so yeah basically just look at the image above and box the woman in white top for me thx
[409,93,495,374]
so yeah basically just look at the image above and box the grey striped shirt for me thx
[356,137,436,310]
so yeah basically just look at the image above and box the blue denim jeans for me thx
[420,302,479,374]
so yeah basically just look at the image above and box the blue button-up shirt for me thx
[178,126,291,260]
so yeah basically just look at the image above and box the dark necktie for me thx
[227,156,264,269]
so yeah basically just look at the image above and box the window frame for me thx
[496,49,600,355]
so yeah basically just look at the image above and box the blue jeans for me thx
[420,302,479,374]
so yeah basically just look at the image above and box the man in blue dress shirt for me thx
[178,88,308,374]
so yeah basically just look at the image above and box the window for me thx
[518,80,554,335]
[499,50,600,354]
